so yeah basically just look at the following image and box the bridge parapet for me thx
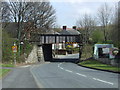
[30,34,83,45]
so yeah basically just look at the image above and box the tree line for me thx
[1,1,119,63]
[76,2,119,47]
[2,0,56,40]
[1,1,56,63]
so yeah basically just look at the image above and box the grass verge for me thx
[78,59,120,72]
[0,69,11,79]
[0,64,14,67]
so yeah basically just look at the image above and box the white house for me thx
[52,26,81,50]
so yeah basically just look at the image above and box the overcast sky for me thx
[50,0,118,28]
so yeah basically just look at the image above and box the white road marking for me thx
[59,63,62,65]
[58,63,62,68]
[60,67,64,70]
[93,78,114,85]
[58,63,64,70]
[76,73,87,77]
[58,63,114,86]
[65,69,73,73]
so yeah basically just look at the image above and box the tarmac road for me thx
[2,62,119,89]
[30,62,119,88]
[2,65,38,88]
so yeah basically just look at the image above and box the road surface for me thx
[2,65,38,88]
[2,60,119,88]
[31,62,119,88]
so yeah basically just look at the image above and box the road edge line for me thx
[30,66,44,88]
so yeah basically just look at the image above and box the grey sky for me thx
[50,0,118,28]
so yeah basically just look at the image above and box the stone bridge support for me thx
[37,45,45,63]
[25,44,45,63]
[26,44,38,63]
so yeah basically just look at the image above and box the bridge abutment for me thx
[25,44,38,63]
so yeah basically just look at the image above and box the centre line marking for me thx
[65,69,73,73]
[58,63,62,67]
[76,73,87,77]
[60,67,64,70]
[93,78,114,85]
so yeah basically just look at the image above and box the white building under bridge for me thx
[52,26,81,51]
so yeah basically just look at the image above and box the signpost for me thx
[12,43,17,65]
[12,46,17,53]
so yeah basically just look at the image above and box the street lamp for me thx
[20,41,24,55]
[20,41,24,45]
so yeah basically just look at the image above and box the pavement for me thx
[30,62,119,88]
[2,65,38,88]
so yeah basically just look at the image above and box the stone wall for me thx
[25,44,45,64]
[96,58,119,67]
[25,44,38,63]
[37,45,45,63]
[97,58,111,65]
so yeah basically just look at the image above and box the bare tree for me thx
[25,2,56,33]
[2,1,56,38]
[110,2,120,46]
[2,1,56,59]
[118,2,120,44]
[97,3,113,42]
[1,2,11,22]
[76,13,96,44]
[2,1,31,38]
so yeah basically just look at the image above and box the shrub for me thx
[2,30,15,63]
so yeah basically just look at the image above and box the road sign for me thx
[12,46,17,53]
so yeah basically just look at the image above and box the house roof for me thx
[45,30,60,34]
[60,29,81,35]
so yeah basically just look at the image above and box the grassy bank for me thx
[0,64,14,67]
[79,59,120,72]
[0,63,14,79]
[0,69,11,79]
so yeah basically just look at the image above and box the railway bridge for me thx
[29,33,83,63]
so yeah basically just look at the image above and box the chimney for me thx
[73,26,77,30]
[63,26,67,30]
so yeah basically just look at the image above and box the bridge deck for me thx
[30,34,83,44]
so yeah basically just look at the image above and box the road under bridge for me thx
[29,34,83,63]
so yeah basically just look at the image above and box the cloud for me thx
[50,1,117,28]
[49,0,119,3]
[78,8,92,14]
[6,0,119,2]
[67,2,96,19]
